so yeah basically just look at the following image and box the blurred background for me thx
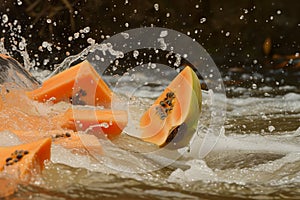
[0,0,299,90]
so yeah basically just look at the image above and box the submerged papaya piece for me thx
[58,108,128,139]
[140,66,202,148]
[0,138,51,181]
[26,60,112,107]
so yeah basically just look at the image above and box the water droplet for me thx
[46,19,52,23]
[154,3,159,11]
[95,55,100,60]
[225,32,230,37]
[2,14,8,24]
[160,30,168,37]
[276,10,282,15]
[252,83,257,89]
[133,50,139,59]
[87,38,95,44]
[240,15,244,20]
[121,32,129,39]
[74,32,79,39]
[43,59,49,65]
[200,18,206,24]
[42,41,48,48]
[166,13,170,18]
[150,63,156,69]
[18,41,26,50]
[83,26,90,33]
[100,122,109,128]
[125,22,129,27]
[17,0,22,5]
[268,125,275,132]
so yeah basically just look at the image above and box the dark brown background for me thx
[0,0,299,88]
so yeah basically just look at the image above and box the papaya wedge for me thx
[0,138,51,180]
[57,108,128,139]
[11,130,103,154]
[140,66,202,148]
[26,60,112,107]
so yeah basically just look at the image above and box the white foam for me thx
[168,159,217,183]
[0,131,22,146]
[212,133,300,154]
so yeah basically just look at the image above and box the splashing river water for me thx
[0,60,299,199]
[0,20,299,198]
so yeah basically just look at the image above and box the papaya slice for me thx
[140,66,202,148]
[26,60,112,107]
[11,130,103,155]
[58,108,128,139]
[0,138,51,181]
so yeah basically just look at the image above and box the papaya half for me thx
[26,60,112,107]
[140,66,202,149]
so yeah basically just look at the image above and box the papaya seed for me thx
[5,157,12,163]
[16,154,23,160]
[160,101,167,107]
[166,92,175,98]
[65,132,71,137]
[166,100,172,106]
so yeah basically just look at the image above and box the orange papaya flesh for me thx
[58,108,128,140]
[0,89,106,152]
[140,66,202,148]
[0,138,51,181]
[11,130,103,155]
[0,89,125,147]
[26,60,113,107]
[0,177,17,198]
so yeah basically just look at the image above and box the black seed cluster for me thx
[71,88,87,105]
[5,150,29,166]
[156,92,175,120]
[52,132,72,139]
